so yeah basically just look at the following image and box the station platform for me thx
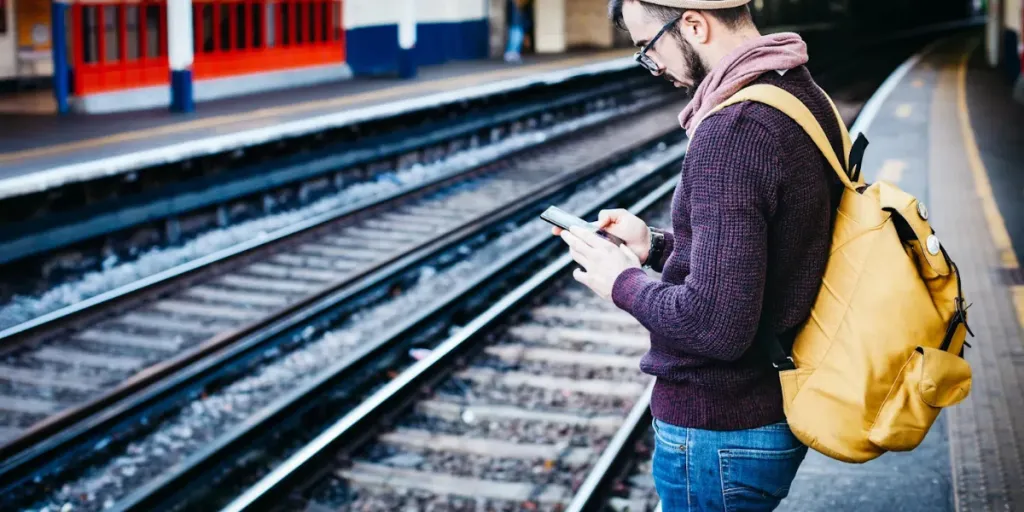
[774,31,1024,511]
[0,50,631,201]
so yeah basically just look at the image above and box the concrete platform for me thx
[0,50,632,201]
[776,31,1024,512]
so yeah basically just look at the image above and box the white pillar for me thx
[397,0,417,78]
[489,0,506,58]
[534,0,566,54]
[987,0,1003,68]
[168,0,195,112]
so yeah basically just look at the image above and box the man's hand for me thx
[551,209,651,264]
[560,226,642,300]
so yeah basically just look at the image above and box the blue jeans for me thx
[506,24,524,55]
[651,418,808,511]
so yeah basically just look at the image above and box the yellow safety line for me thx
[956,41,1021,272]
[0,51,630,164]
[958,38,1024,329]
[1015,287,1024,337]
[957,38,1024,331]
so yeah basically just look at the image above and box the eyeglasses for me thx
[634,15,682,74]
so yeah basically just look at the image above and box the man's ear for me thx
[680,10,710,44]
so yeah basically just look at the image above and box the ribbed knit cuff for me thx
[612,267,651,314]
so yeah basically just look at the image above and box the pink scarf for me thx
[678,32,809,138]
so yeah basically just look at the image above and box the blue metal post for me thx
[397,0,417,78]
[168,0,195,112]
[51,0,70,115]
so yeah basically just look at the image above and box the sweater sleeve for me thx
[610,111,781,362]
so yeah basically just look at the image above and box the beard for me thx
[674,36,709,97]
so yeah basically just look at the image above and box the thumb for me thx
[573,267,591,286]
[597,210,615,229]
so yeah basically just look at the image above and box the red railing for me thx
[191,0,344,80]
[71,0,344,96]
[71,0,169,95]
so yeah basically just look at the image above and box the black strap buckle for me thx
[773,356,796,371]
[940,296,975,354]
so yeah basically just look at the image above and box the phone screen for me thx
[540,206,625,245]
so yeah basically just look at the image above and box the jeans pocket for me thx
[652,418,686,451]
[719,445,807,512]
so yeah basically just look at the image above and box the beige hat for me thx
[641,0,751,9]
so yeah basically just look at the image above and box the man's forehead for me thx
[622,2,663,46]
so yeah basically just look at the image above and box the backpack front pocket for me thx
[868,346,972,452]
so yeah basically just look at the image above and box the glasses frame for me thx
[634,15,683,74]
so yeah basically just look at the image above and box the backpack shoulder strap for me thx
[816,85,853,164]
[704,84,857,192]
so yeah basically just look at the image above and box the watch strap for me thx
[645,229,666,269]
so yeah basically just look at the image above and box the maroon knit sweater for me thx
[611,66,846,430]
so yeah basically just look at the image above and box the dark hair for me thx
[609,0,752,33]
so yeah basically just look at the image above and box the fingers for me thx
[561,231,597,267]
[568,226,613,249]
[619,243,640,265]
[597,209,626,229]
[598,209,627,221]
[560,228,592,252]
[572,267,593,288]
[569,247,591,269]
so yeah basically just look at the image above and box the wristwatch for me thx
[644,229,666,269]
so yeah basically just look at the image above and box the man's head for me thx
[609,0,757,94]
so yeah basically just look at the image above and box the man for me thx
[554,0,846,510]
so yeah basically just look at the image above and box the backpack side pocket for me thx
[868,346,971,452]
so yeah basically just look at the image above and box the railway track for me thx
[323,287,653,511]
[0,70,654,300]
[4,98,690,512]
[215,175,678,512]
[600,430,659,512]
[0,73,657,331]
[0,84,674,454]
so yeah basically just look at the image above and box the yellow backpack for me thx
[704,84,974,463]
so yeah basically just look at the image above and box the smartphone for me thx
[540,206,625,245]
